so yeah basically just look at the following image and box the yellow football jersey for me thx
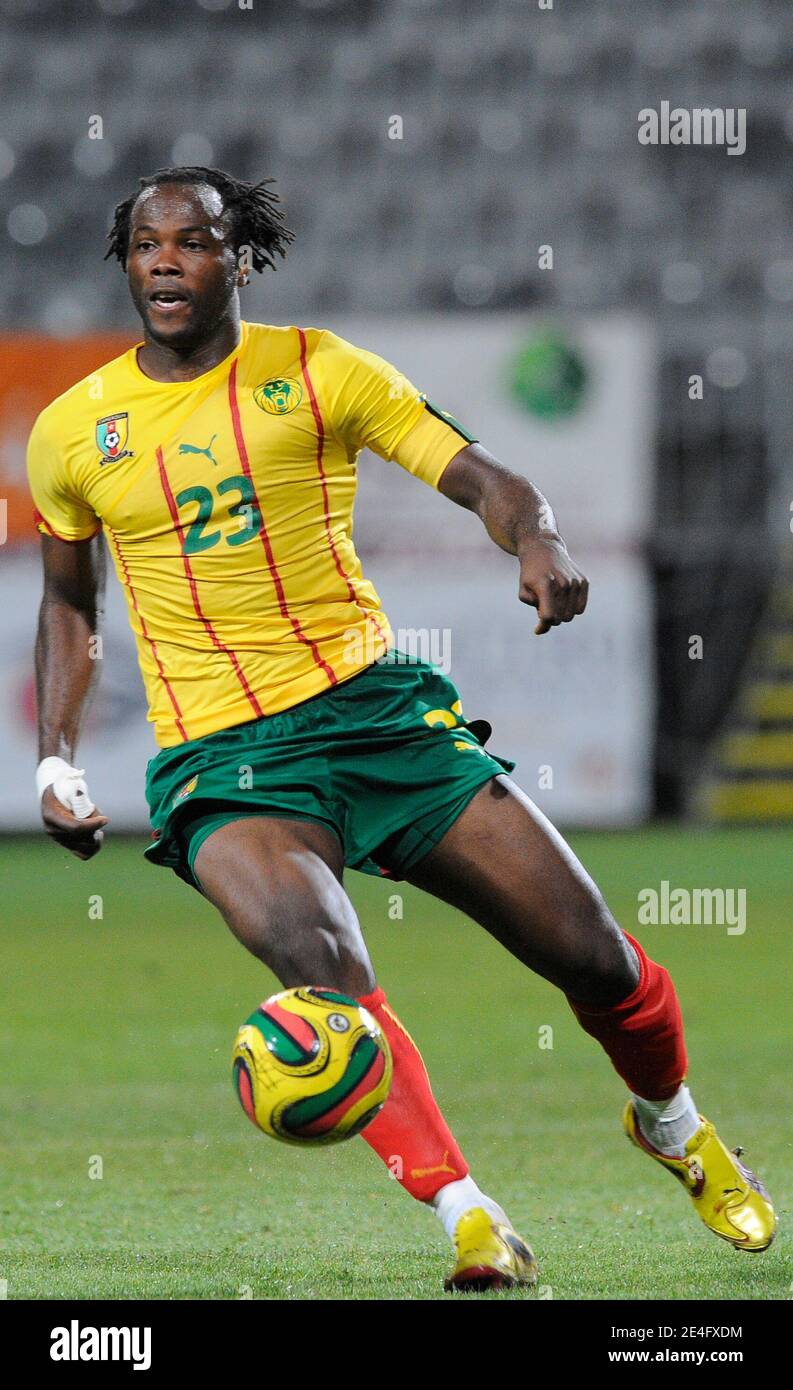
[27,322,474,747]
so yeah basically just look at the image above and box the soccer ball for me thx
[231,986,392,1145]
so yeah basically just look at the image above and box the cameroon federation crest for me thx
[96,412,133,465]
[254,377,303,415]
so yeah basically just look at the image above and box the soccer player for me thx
[28,168,775,1292]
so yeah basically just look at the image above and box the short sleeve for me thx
[315,329,477,487]
[389,400,477,489]
[26,411,101,542]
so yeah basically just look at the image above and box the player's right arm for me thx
[35,533,109,859]
[27,403,109,859]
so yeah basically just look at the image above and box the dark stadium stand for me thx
[3,0,793,812]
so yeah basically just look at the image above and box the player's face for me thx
[126,183,241,347]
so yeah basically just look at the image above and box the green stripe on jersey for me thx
[420,396,477,444]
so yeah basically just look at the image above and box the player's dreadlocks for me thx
[104,166,295,272]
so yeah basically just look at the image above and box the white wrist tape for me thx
[36,756,96,820]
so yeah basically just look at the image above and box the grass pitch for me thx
[0,827,789,1300]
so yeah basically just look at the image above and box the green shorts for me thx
[143,651,515,892]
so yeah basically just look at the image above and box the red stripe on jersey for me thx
[105,523,189,741]
[156,446,265,721]
[227,358,339,685]
[297,330,389,652]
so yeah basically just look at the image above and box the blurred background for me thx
[2,0,793,828]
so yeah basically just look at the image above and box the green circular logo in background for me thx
[509,331,589,420]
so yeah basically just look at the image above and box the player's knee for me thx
[242,880,374,996]
[565,900,640,1006]
[270,913,375,995]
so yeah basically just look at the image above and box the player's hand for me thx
[517,534,589,635]
[40,785,108,861]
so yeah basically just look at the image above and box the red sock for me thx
[566,932,688,1100]
[357,987,469,1201]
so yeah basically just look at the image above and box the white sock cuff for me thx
[633,1084,692,1122]
[430,1175,508,1243]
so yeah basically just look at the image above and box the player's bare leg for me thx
[193,816,374,995]
[404,775,776,1252]
[194,815,538,1290]
[406,776,639,1001]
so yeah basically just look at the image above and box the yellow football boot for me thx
[623,1102,777,1252]
[444,1207,539,1292]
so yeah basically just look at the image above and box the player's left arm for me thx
[436,443,589,635]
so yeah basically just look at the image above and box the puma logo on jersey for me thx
[179,434,219,466]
